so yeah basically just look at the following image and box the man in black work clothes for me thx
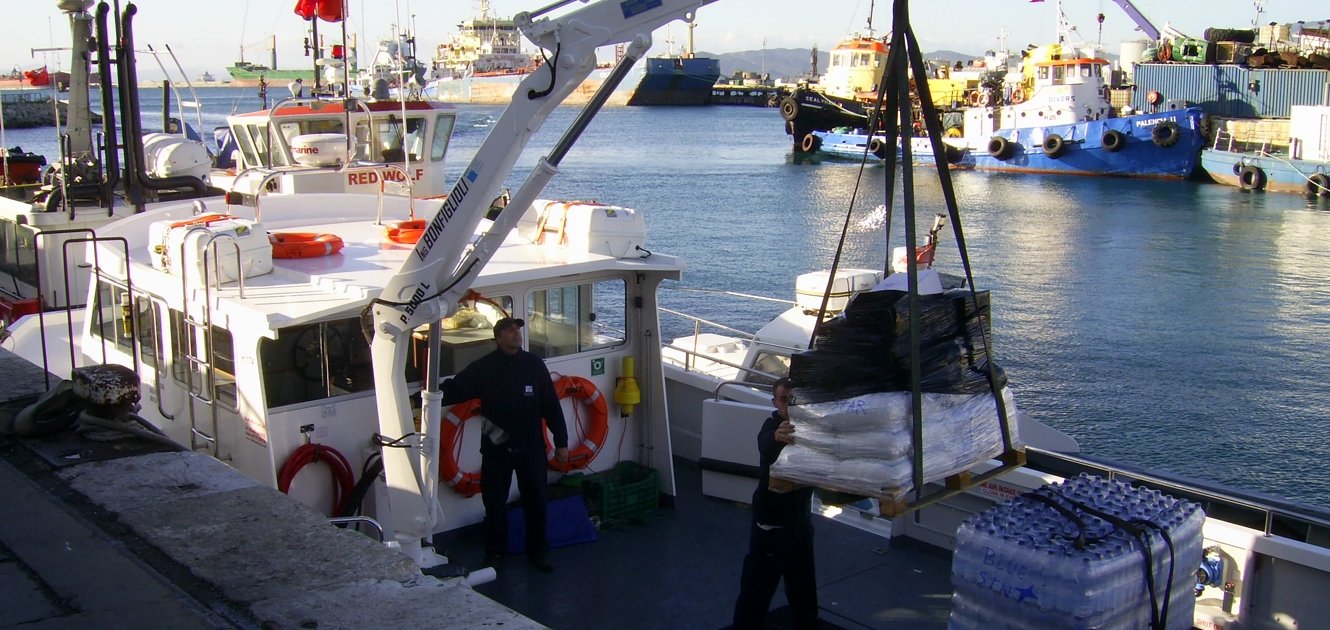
[733,377,818,628]
[444,317,569,572]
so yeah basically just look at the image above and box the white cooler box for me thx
[524,201,647,259]
[795,268,882,314]
[149,215,274,283]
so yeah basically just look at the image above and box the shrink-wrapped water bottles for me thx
[949,474,1203,630]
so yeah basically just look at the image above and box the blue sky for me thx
[6,0,1326,80]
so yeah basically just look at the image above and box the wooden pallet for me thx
[769,448,1028,518]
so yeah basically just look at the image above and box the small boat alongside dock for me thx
[1200,105,1330,195]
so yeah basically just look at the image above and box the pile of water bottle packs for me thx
[948,474,1204,630]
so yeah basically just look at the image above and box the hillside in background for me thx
[705,48,979,81]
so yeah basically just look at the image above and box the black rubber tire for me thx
[779,97,799,122]
[987,136,1012,160]
[1101,129,1126,153]
[1042,134,1066,158]
[944,144,964,164]
[868,138,888,159]
[1152,121,1181,148]
[1238,165,1267,191]
[800,132,822,153]
[1308,173,1330,197]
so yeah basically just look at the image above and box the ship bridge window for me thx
[431,114,455,161]
[1053,65,1065,83]
[743,351,791,386]
[1080,64,1093,78]
[0,223,37,289]
[526,278,627,360]
[428,294,516,377]
[232,123,292,168]
[366,116,427,162]
[88,281,163,370]
[260,317,377,409]
[1038,66,1050,81]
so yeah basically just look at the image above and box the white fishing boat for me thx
[5,1,1330,628]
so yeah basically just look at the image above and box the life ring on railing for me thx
[1101,129,1126,152]
[1042,134,1066,158]
[385,219,428,244]
[440,398,485,497]
[1307,173,1329,197]
[269,232,345,259]
[1147,90,1163,106]
[278,443,355,515]
[543,375,609,473]
[1151,121,1181,148]
[1238,164,1267,191]
[1010,88,1027,104]
[967,90,983,107]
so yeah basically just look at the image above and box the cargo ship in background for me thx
[424,0,634,105]
[626,21,721,106]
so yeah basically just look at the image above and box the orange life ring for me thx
[385,219,427,244]
[440,398,485,497]
[968,90,983,107]
[1010,88,1027,104]
[269,232,345,259]
[543,375,609,473]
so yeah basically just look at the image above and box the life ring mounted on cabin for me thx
[544,375,610,473]
[269,232,345,259]
[1009,88,1027,105]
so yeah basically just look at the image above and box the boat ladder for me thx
[174,229,248,456]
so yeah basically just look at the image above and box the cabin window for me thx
[1080,64,1092,78]
[259,317,375,409]
[0,223,38,289]
[431,114,455,161]
[743,351,791,386]
[526,278,627,359]
[1053,66,1065,82]
[370,116,427,162]
[168,309,237,410]
[434,294,515,376]
[87,282,162,369]
[1038,66,1049,81]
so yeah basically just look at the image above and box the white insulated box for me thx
[1290,105,1330,162]
[795,268,882,313]
[149,215,274,283]
[526,201,647,259]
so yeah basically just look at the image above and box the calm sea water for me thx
[8,87,1330,510]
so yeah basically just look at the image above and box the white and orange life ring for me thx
[1009,88,1027,104]
[440,398,485,497]
[385,219,427,244]
[269,232,344,259]
[544,375,609,473]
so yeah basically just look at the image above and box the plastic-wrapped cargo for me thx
[948,474,1204,630]
[770,388,1021,498]
[789,287,1004,403]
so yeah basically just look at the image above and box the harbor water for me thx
[7,86,1330,511]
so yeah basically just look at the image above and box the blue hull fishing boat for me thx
[1200,105,1330,196]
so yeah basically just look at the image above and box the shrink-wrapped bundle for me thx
[770,388,1022,499]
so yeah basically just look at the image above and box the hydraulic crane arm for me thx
[1109,0,1160,41]
[366,0,712,567]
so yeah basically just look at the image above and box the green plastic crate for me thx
[579,461,658,525]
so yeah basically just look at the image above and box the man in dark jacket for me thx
[732,377,818,628]
[444,317,568,572]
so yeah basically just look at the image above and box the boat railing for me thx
[1027,446,1330,547]
[139,44,206,139]
[714,379,776,402]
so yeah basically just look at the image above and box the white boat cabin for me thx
[220,98,458,199]
[960,57,1114,142]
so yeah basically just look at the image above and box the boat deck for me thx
[434,457,955,629]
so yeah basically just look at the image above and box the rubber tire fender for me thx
[779,96,799,122]
[868,138,888,159]
[1307,173,1329,197]
[801,132,822,153]
[1042,134,1066,158]
[1101,129,1126,153]
[1238,164,1267,191]
[1152,121,1180,148]
[987,136,1012,160]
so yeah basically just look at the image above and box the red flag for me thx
[293,0,344,23]
[23,66,50,87]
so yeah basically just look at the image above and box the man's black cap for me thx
[493,317,524,337]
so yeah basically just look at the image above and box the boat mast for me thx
[866,0,876,38]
